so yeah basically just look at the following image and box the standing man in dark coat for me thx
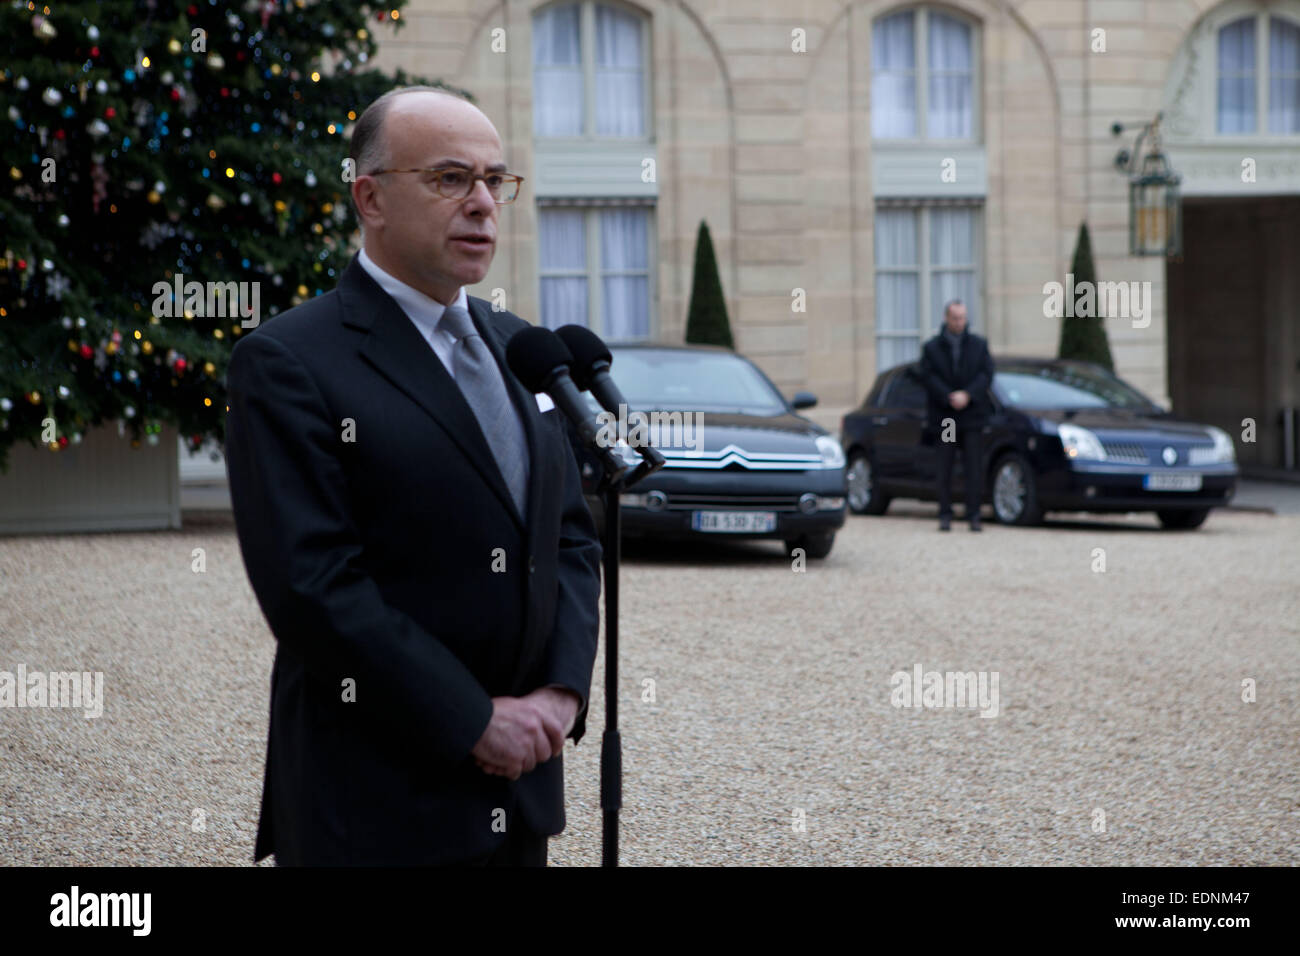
[919,299,995,532]
[223,86,602,865]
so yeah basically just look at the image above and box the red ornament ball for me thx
[170,88,181,102]
[79,344,93,359]
[175,358,188,373]
[104,106,116,118]
[271,172,282,184]
[58,436,69,447]
[89,46,100,57]
[54,129,65,139]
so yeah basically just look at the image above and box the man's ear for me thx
[351,177,384,230]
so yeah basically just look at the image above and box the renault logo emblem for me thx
[1162,446,1177,466]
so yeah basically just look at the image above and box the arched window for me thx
[533,2,649,139]
[872,7,977,141]
[1216,11,1300,134]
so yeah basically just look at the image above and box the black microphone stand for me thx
[593,445,663,867]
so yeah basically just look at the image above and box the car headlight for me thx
[816,435,845,468]
[1057,422,1106,461]
[1205,425,1236,463]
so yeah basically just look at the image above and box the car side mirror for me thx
[791,391,818,410]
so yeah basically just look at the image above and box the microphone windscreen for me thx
[506,326,575,394]
[554,325,612,390]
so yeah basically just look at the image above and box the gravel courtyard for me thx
[2,504,1296,866]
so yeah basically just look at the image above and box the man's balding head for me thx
[349,86,491,182]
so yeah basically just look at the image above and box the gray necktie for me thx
[438,304,529,517]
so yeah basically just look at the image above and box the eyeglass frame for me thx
[366,166,526,204]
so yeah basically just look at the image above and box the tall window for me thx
[872,8,976,140]
[874,205,979,370]
[539,205,652,339]
[1217,13,1300,134]
[533,2,648,139]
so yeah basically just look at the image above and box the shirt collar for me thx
[356,248,468,341]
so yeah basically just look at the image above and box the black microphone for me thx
[506,326,631,483]
[555,325,667,482]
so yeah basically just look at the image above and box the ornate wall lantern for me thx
[1112,113,1183,257]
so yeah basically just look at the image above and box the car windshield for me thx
[993,365,1160,411]
[606,348,789,414]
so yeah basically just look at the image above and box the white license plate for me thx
[691,511,777,533]
[1144,473,1202,491]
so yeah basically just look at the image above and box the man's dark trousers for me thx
[936,426,983,521]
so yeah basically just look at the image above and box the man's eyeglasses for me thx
[369,167,525,204]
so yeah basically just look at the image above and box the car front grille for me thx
[662,493,804,512]
[1099,440,1217,465]
[1100,441,1148,464]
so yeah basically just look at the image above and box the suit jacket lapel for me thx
[340,258,526,531]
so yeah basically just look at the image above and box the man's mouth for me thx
[452,235,493,247]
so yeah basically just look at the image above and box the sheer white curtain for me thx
[1269,17,1300,134]
[539,209,588,329]
[929,208,976,331]
[872,11,916,139]
[875,208,920,370]
[595,5,645,137]
[600,208,650,339]
[533,4,583,137]
[928,13,973,139]
[1218,17,1256,134]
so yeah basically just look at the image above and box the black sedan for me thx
[571,344,847,558]
[841,358,1238,529]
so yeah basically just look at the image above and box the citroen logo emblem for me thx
[1161,446,1177,466]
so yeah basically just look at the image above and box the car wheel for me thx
[990,453,1043,526]
[1157,508,1209,530]
[846,451,890,515]
[786,533,835,559]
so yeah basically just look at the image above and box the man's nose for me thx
[464,179,496,213]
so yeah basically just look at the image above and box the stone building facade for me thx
[363,0,1300,471]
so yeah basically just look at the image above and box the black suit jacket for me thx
[224,255,602,865]
[918,328,995,432]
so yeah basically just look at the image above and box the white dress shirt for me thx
[357,248,466,379]
[356,249,554,411]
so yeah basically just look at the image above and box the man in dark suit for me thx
[224,86,602,865]
[919,299,995,532]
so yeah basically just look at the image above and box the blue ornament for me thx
[124,69,136,82]
[250,122,260,132]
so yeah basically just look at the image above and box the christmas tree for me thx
[0,0,451,471]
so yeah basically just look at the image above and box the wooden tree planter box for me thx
[0,424,181,534]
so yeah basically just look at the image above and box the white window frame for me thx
[1210,4,1300,139]
[532,0,653,143]
[873,202,984,371]
[870,5,982,145]
[537,202,657,340]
